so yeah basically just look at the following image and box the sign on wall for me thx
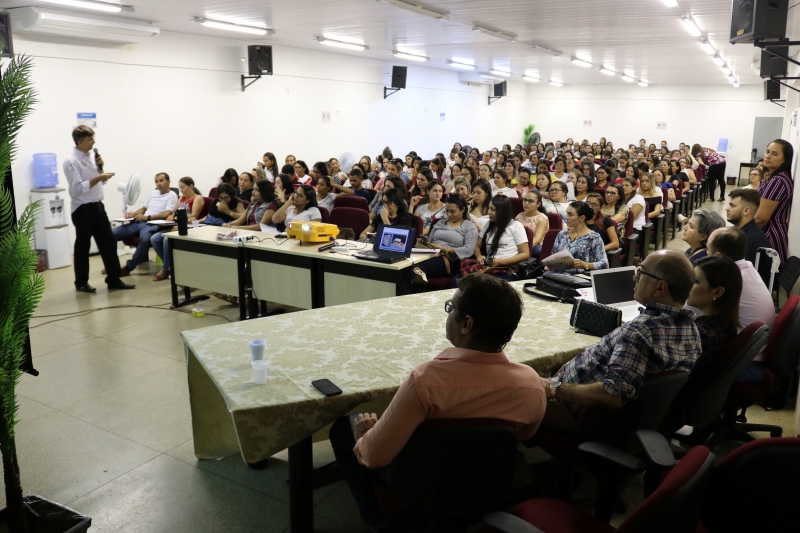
[77,112,97,128]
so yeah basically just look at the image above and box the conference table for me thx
[166,225,433,318]
[181,281,599,532]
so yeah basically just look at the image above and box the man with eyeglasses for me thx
[329,274,546,530]
[540,250,701,432]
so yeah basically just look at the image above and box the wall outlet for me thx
[286,87,290,94]
[657,122,667,129]
[583,120,592,127]
[322,112,331,122]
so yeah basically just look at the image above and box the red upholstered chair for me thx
[365,188,377,201]
[538,229,560,260]
[546,212,563,231]
[660,188,671,246]
[318,206,330,223]
[333,195,369,211]
[329,207,370,238]
[523,226,534,255]
[411,215,423,238]
[208,187,218,198]
[509,197,524,217]
[240,199,250,209]
[594,186,607,197]
[670,183,683,240]
[620,213,639,267]
[199,197,212,219]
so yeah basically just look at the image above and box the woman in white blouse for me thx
[272,184,322,228]
[316,176,353,212]
[472,195,530,281]
[622,176,647,235]
[492,170,519,197]
[411,181,446,236]
[542,181,570,228]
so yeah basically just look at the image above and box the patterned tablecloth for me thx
[181,281,599,463]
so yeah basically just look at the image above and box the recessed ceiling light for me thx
[392,50,429,61]
[41,0,125,12]
[447,59,475,70]
[532,44,562,57]
[472,25,517,42]
[712,53,724,66]
[315,37,368,51]
[681,15,701,37]
[489,68,511,77]
[599,66,616,76]
[549,80,563,86]
[733,81,740,88]
[699,37,715,54]
[382,0,449,20]
[621,74,635,82]
[638,81,649,87]
[662,0,679,7]
[571,57,592,68]
[191,17,273,35]
[522,74,540,82]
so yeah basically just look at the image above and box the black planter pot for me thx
[0,494,91,533]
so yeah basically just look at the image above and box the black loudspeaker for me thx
[247,45,273,76]
[730,0,789,44]
[392,66,407,89]
[0,12,13,58]
[764,79,781,100]
[760,42,788,78]
[493,81,507,97]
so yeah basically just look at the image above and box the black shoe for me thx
[76,284,97,293]
[108,281,136,290]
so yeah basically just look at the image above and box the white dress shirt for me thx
[736,259,776,362]
[63,147,105,212]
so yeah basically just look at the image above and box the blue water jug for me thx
[33,153,59,188]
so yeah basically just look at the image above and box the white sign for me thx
[583,120,592,127]
[440,113,445,121]
[321,112,331,122]
[77,112,97,128]
[657,122,667,129]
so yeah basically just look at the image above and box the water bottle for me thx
[177,209,188,236]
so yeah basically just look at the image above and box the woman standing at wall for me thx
[756,139,795,265]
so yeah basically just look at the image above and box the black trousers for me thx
[707,162,727,200]
[71,202,122,287]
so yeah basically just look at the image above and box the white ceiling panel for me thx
[0,0,776,85]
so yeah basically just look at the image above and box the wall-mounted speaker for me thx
[0,12,13,58]
[730,0,789,44]
[760,42,788,78]
[764,79,781,100]
[493,81,507,97]
[247,45,272,76]
[391,66,407,89]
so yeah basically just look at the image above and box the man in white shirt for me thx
[63,126,134,293]
[707,227,776,382]
[111,173,178,275]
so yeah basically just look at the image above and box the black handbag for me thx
[569,299,622,337]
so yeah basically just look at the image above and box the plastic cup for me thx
[192,219,199,229]
[249,339,266,361]
[251,360,268,384]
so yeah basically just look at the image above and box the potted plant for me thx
[0,54,91,532]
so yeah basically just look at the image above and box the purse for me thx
[569,299,622,337]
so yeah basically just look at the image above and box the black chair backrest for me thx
[777,256,800,298]
[772,296,800,377]
[673,324,769,428]
[387,419,518,525]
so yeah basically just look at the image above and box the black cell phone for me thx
[312,379,343,397]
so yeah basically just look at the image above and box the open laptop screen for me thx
[592,267,636,306]
[375,225,414,254]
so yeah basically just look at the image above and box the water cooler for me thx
[30,188,71,269]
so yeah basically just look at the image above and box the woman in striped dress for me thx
[692,144,726,202]
[756,139,795,265]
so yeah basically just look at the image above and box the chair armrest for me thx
[636,430,675,470]
[577,441,646,473]
[483,512,545,533]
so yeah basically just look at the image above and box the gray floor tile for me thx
[313,482,364,531]
[29,322,94,357]
[69,454,290,533]
[17,394,55,426]
[61,360,192,452]
[53,306,166,335]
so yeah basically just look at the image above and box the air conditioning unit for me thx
[458,71,502,85]
[8,7,160,44]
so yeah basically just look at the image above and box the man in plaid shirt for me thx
[541,250,701,432]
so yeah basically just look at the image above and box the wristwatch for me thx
[147,215,151,221]
[549,380,562,400]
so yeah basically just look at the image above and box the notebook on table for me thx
[354,224,416,264]
[590,266,643,323]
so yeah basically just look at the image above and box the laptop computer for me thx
[354,224,416,264]
[590,266,644,323]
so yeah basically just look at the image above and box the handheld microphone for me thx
[93,148,103,172]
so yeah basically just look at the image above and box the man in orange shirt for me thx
[329,274,547,530]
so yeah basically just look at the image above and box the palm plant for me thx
[0,53,41,533]
[523,124,535,145]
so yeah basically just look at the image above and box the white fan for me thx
[116,172,141,215]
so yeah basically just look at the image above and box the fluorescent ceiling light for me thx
[638,81,649,87]
[599,66,616,76]
[722,66,732,75]
[522,75,540,82]
[712,53,724,66]
[681,15,701,37]
[472,25,517,42]
[532,44,562,57]
[571,57,592,68]
[489,68,511,77]
[382,0,449,20]
[733,81,740,88]
[480,74,502,81]
[549,80,563,86]
[621,74,635,82]
[727,74,736,82]
[662,0,679,7]
[315,37,368,51]
[41,0,125,12]
[447,59,475,70]
[392,50,428,61]
[191,17,272,35]
[699,37,714,54]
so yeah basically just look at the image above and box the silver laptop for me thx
[590,266,643,323]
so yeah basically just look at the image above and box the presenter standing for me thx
[63,126,135,293]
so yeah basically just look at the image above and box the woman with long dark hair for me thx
[150,177,205,281]
[360,187,413,238]
[469,178,493,232]
[199,183,244,226]
[602,183,629,236]
[219,168,239,187]
[586,192,619,252]
[756,139,795,265]
[472,195,530,280]
[225,179,279,231]
[692,143,726,202]
[294,160,313,185]
[273,184,322,228]
[261,152,279,182]
[515,189,548,258]
[550,201,609,274]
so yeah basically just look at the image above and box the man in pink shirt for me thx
[330,274,546,530]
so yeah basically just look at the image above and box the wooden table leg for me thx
[289,437,314,532]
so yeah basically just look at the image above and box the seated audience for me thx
[224,179,278,231]
[686,256,741,374]
[726,189,772,286]
[199,183,244,226]
[469,178,493,232]
[111,172,178,276]
[272,184,322,228]
[316,175,353,212]
[535,172,551,194]
[452,176,471,201]
[638,173,663,221]
[360,188,413,238]
[550,201,609,274]
[217,168,238,188]
[743,167,763,190]
[515,190,549,258]
[409,167,432,199]
[540,250,701,432]
[573,175,593,202]
[706,227,777,382]
[586,192,620,252]
[542,181,570,228]
[514,168,532,195]
[237,171,254,202]
[151,177,204,281]
[594,166,610,188]
[411,180,446,235]
[261,152,279,182]
[347,167,373,202]
[294,160,313,185]
[682,208,727,263]
[369,176,407,224]
[622,176,647,235]
[470,195,530,281]
[492,169,519,197]
[330,274,546,530]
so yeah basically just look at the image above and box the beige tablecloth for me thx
[182,281,599,463]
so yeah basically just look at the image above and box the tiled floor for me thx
[11,195,796,532]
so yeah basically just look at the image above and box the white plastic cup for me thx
[192,219,199,229]
[251,360,268,384]
[249,339,266,361]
